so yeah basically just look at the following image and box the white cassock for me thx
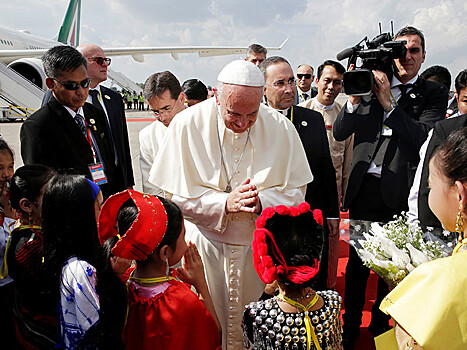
[150,98,313,349]
[139,120,166,195]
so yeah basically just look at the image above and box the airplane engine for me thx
[8,58,47,90]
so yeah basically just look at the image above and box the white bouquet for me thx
[349,214,449,288]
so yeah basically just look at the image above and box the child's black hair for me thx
[264,210,324,289]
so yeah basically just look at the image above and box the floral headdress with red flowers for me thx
[252,202,323,284]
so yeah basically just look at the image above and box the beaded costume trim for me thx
[243,290,343,350]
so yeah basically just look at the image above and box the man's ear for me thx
[19,198,34,214]
[45,77,55,90]
[178,92,186,104]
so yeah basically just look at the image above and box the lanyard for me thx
[277,292,321,350]
[81,117,98,164]
[290,106,294,123]
[298,89,309,102]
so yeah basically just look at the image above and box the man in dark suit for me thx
[295,64,317,104]
[260,56,339,290]
[40,44,135,189]
[410,69,467,229]
[21,45,124,199]
[77,44,134,189]
[333,26,448,348]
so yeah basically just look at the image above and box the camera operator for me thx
[333,26,448,349]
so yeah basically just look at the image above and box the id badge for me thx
[89,163,108,185]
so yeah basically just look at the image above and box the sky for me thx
[2,0,467,89]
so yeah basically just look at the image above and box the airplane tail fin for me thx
[53,0,81,47]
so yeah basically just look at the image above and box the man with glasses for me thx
[77,44,134,190]
[139,71,186,194]
[20,45,124,198]
[260,56,339,291]
[295,64,317,104]
[150,60,311,349]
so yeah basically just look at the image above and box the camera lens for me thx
[343,69,373,96]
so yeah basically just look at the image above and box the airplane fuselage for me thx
[0,26,59,64]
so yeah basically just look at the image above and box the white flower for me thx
[443,230,450,237]
[391,247,411,269]
[406,243,429,267]
[372,258,390,269]
[359,250,376,262]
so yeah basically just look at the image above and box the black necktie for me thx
[303,93,308,100]
[89,90,103,111]
[398,84,413,98]
[74,114,87,137]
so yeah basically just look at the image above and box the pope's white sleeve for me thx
[171,191,230,233]
[259,185,306,210]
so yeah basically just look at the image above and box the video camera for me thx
[336,24,407,95]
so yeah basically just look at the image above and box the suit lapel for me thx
[48,97,93,155]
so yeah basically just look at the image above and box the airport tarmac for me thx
[0,109,155,192]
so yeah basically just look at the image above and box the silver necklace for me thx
[215,110,251,193]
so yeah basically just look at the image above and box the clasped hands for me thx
[225,178,261,215]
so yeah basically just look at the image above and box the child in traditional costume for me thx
[6,165,56,348]
[98,190,221,350]
[43,175,125,349]
[243,203,343,350]
[0,139,16,346]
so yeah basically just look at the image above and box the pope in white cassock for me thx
[150,60,313,349]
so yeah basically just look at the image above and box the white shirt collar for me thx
[64,105,84,118]
[391,75,418,88]
[313,98,335,111]
[297,87,311,94]
[87,85,101,102]
[272,107,290,116]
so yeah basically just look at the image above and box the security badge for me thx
[104,94,111,100]
[410,93,416,99]
[89,163,108,185]
[301,121,308,127]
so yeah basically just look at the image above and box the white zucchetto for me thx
[217,60,265,87]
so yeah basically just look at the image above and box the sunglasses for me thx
[88,56,111,66]
[297,74,312,79]
[53,77,91,90]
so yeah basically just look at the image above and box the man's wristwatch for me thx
[384,104,395,114]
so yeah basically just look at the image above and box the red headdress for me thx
[252,202,323,284]
[97,190,168,260]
